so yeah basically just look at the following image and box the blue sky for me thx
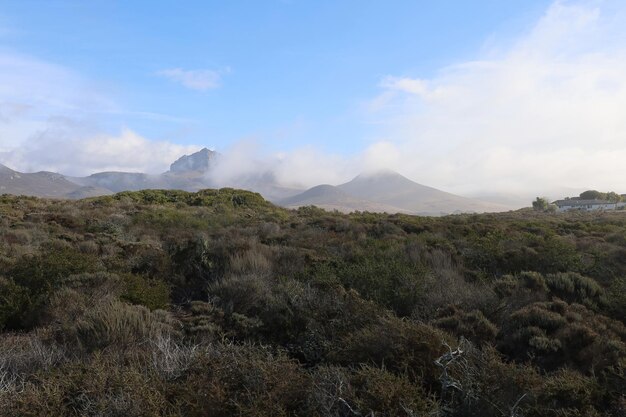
[0,0,550,152]
[2,1,626,196]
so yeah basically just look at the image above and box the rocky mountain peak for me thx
[169,148,217,173]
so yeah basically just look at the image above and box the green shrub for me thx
[605,276,626,319]
[2,355,168,417]
[518,271,549,292]
[209,273,273,317]
[308,244,428,316]
[171,344,310,417]
[0,332,65,391]
[181,301,224,342]
[349,365,434,416]
[330,316,450,388]
[9,248,102,294]
[499,300,626,373]
[208,274,309,344]
[121,274,170,310]
[432,305,498,345]
[229,247,272,276]
[441,343,542,417]
[528,369,603,417]
[74,301,181,352]
[546,272,605,308]
[2,190,626,415]
[0,277,30,330]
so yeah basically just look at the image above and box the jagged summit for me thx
[169,147,218,173]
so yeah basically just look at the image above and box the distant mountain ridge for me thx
[68,147,219,193]
[279,184,411,214]
[283,170,511,215]
[1,149,513,214]
[70,172,157,193]
[0,163,81,198]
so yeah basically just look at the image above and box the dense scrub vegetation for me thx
[0,188,624,416]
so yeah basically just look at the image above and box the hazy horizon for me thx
[2,0,626,199]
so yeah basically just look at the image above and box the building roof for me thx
[553,199,614,207]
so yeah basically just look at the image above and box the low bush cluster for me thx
[0,189,624,416]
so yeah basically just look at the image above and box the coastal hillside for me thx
[279,183,411,213]
[0,164,81,198]
[0,191,623,416]
[337,170,512,214]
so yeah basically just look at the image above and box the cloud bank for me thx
[363,0,626,195]
[206,140,354,190]
[0,52,200,175]
[3,126,200,176]
[199,0,626,197]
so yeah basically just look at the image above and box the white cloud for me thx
[0,52,115,115]
[272,146,352,187]
[365,0,626,196]
[208,0,626,199]
[157,68,222,91]
[0,51,201,175]
[207,139,354,190]
[379,76,449,101]
[3,126,200,176]
[0,51,115,155]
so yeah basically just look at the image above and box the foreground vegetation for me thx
[0,188,624,416]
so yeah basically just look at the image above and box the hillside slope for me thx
[1,154,512,214]
[0,164,82,198]
[280,184,411,213]
[0,192,623,416]
[338,170,511,214]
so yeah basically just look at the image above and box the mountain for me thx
[336,170,511,215]
[0,148,296,201]
[71,170,212,194]
[65,186,114,199]
[279,184,410,213]
[0,164,82,198]
[169,147,217,173]
[71,148,219,193]
[1,148,225,199]
[70,172,160,193]
[0,153,512,215]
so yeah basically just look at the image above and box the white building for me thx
[553,199,617,213]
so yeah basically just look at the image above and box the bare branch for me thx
[510,393,528,417]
